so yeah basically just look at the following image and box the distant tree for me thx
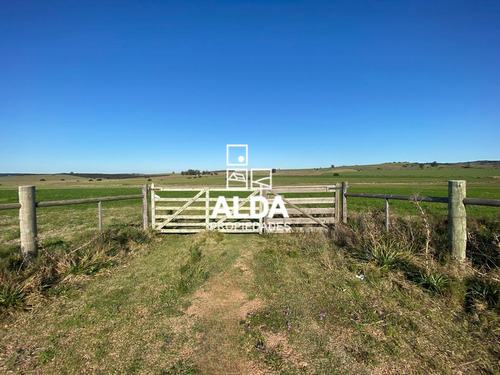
[148,178,152,182]
[272,168,277,173]
[419,164,425,169]
[331,164,335,168]
[96,178,102,181]
[431,161,438,167]
[181,169,201,176]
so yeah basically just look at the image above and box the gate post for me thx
[263,189,268,234]
[19,185,38,259]
[142,184,150,231]
[448,180,466,261]
[334,184,340,223]
[150,183,156,230]
[342,182,348,223]
[205,188,210,230]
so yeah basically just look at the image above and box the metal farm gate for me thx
[150,184,340,233]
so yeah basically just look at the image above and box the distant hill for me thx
[0,173,36,177]
[61,173,149,180]
[1,160,498,177]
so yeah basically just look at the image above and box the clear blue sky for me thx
[1,0,498,173]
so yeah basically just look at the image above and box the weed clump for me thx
[418,271,449,294]
[331,211,499,308]
[0,226,151,313]
[465,277,500,312]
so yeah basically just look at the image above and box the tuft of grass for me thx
[166,360,201,374]
[466,278,500,311]
[365,240,407,269]
[418,271,449,294]
[39,346,56,364]
[0,284,25,309]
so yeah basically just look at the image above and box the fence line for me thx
[36,195,143,207]
[341,180,500,262]
[344,192,449,204]
[2,180,498,262]
[0,203,21,210]
[1,185,150,260]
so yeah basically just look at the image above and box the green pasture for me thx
[0,163,499,374]
[0,165,498,250]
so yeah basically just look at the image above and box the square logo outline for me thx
[226,144,248,167]
[226,169,249,189]
[250,168,272,190]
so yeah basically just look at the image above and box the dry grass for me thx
[0,211,498,374]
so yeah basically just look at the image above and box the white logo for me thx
[226,144,272,190]
[211,145,290,230]
[211,195,288,219]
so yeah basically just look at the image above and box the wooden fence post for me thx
[142,184,150,231]
[334,184,340,223]
[19,185,38,259]
[385,198,389,232]
[448,180,466,261]
[342,182,348,224]
[98,201,103,231]
[150,183,156,230]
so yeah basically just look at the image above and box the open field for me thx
[1,162,499,257]
[1,228,499,374]
[0,162,499,374]
[1,161,499,189]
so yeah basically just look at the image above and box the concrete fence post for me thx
[342,182,348,223]
[142,184,150,231]
[19,185,38,259]
[448,180,467,261]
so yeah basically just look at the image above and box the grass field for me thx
[0,162,499,374]
[1,162,499,247]
[1,229,499,374]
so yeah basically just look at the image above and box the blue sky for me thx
[1,0,499,173]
